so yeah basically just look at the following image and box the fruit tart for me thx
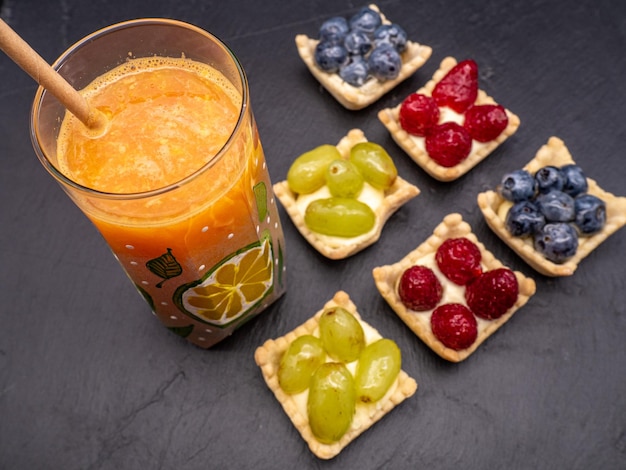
[295,4,432,110]
[254,290,418,459]
[373,213,536,362]
[378,56,520,181]
[478,136,626,276]
[273,128,420,259]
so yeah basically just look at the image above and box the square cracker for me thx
[273,128,420,259]
[295,4,432,110]
[373,213,536,363]
[254,290,418,460]
[378,56,521,182]
[477,136,626,276]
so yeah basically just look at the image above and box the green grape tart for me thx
[254,291,418,460]
[274,128,421,259]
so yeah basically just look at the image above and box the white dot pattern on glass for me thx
[113,167,284,349]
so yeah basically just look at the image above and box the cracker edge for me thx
[274,128,420,260]
[295,4,433,111]
[377,56,521,182]
[372,213,537,363]
[253,290,418,460]
[477,136,626,277]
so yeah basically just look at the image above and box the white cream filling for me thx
[440,106,465,125]
[290,319,399,433]
[294,183,385,247]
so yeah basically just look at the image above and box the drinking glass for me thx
[31,19,286,348]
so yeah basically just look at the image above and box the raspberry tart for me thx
[373,213,536,362]
[478,136,626,276]
[254,291,418,459]
[378,56,520,181]
[273,128,420,259]
[295,4,432,110]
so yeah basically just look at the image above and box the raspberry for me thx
[398,93,440,137]
[435,237,483,285]
[463,104,509,142]
[431,303,478,350]
[432,59,478,113]
[398,265,443,311]
[465,268,519,320]
[425,122,472,167]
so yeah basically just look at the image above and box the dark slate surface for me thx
[1,0,625,468]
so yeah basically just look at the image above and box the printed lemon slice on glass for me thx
[174,234,274,328]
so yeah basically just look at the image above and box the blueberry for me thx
[505,200,546,237]
[373,23,408,52]
[318,16,349,44]
[535,166,565,193]
[367,44,402,81]
[535,190,576,222]
[574,194,606,234]
[561,164,588,197]
[499,169,536,202]
[534,223,578,263]
[349,6,383,36]
[314,41,348,72]
[343,30,372,56]
[339,56,370,87]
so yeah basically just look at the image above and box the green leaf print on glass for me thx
[254,181,268,221]
[167,324,194,338]
[146,248,183,288]
[135,283,155,310]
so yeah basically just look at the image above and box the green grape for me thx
[349,142,398,190]
[354,338,401,403]
[287,144,341,194]
[278,335,326,394]
[325,159,364,198]
[318,306,365,362]
[307,362,356,444]
[304,197,376,237]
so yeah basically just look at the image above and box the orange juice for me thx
[55,56,286,347]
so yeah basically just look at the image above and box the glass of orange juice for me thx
[30,19,286,348]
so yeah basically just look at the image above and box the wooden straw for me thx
[0,19,104,129]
